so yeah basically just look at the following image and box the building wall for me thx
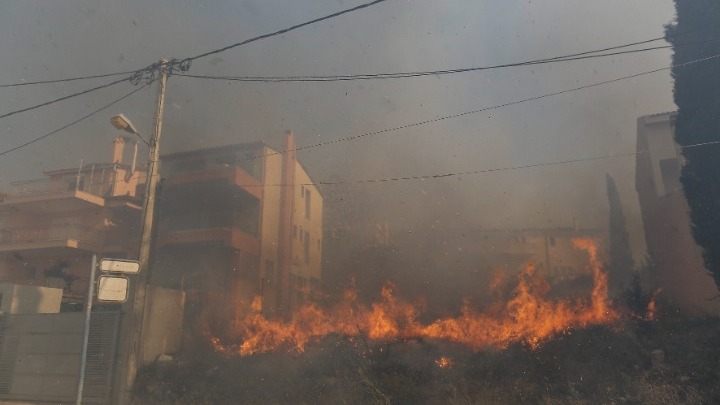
[259,148,283,314]
[636,113,720,315]
[291,162,323,282]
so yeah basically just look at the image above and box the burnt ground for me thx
[132,315,720,405]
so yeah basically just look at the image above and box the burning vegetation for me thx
[206,238,620,357]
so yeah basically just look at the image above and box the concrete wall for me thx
[140,286,185,364]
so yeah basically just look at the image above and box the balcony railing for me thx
[9,177,109,197]
[0,224,102,247]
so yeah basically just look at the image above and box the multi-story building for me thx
[0,137,145,308]
[635,112,720,314]
[153,131,323,332]
[0,130,323,329]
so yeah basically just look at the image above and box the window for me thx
[305,189,311,219]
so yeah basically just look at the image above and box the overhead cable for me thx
[0,81,154,157]
[0,76,130,121]
[180,0,392,65]
[178,44,679,83]
[253,139,720,187]
[240,52,720,162]
[0,70,138,88]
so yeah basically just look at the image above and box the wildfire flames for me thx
[208,238,618,356]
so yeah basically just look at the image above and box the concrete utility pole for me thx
[116,59,169,404]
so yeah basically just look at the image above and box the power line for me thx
[240,52,720,163]
[0,76,131,121]
[182,0,392,63]
[0,70,138,88]
[0,81,154,157]
[176,35,719,83]
[0,0,391,88]
[178,44,678,83]
[261,140,720,187]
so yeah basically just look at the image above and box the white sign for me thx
[97,275,129,302]
[99,258,140,274]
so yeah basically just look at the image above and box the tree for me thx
[606,174,634,294]
[666,1,720,288]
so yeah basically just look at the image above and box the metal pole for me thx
[118,59,169,402]
[76,159,84,191]
[76,254,97,405]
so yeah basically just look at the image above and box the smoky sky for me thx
[0,0,677,259]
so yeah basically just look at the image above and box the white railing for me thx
[8,177,116,198]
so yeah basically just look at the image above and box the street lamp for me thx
[110,114,149,146]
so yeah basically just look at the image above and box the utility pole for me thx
[115,59,169,404]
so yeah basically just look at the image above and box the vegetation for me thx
[666,0,720,288]
[133,315,720,404]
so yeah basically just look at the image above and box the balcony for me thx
[165,166,263,199]
[0,177,135,214]
[0,224,102,252]
[158,227,259,255]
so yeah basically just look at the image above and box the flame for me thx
[435,356,454,368]
[207,238,617,356]
[646,288,661,321]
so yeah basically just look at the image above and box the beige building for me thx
[636,112,720,314]
[154,131,323,332]
[0,137,145,308]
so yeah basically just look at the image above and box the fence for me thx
[0,311,120,403]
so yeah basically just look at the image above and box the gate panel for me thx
[0,311,120,404]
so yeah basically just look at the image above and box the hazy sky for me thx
[0,0,678,258]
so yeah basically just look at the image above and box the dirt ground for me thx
[133,315,720,405]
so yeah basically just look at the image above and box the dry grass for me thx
[133,317,720,405]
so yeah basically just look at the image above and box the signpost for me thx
[97,276,130,302]
[76,257,140,404]
[99,258,140,274]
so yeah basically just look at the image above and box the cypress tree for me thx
[666,1,720,287]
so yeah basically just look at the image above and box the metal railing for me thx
[0,224,102,246]
[8,176,120,198]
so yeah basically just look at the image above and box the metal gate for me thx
[0,311,120,404]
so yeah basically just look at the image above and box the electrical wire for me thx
[177,44,677,83]
[257,139,720,187]
[239,52,720,163]
[0,76,131,121]
[182,0,392,63]
[175,35,720,83]
[0,70,139,88]
[0,81,154,157]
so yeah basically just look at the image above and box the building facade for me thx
[635,112,720,314]
[0,137,145,309]
[154,131,323,334]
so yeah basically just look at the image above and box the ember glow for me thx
[208,238,618,356]
[435,356,454,369]
[646,289,662,321]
